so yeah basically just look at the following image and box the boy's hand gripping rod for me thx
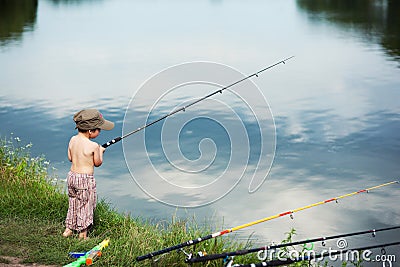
[136,181,398,261]
[101,56,294,148]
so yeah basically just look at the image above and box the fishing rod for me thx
[136,180,399,261]
[186,225,400,263]
[101,56,294,148]
[231,241,400,267]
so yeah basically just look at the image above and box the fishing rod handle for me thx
[102,136,122,148]
[136,234,213,261]
[135,242,189,261]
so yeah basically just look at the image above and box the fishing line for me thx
[101,56,294,148]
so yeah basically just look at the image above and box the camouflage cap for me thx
[73,109,114,130]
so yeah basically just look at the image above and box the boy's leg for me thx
[64,172,78,237]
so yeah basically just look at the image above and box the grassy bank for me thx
[0,136,260,266]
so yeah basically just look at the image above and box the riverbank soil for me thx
[0,256,58,267]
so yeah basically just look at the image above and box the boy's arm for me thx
[68,142,72,162]
[93,143,105,167]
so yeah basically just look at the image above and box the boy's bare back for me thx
[68,133,104,174]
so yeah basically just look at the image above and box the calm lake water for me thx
[1,0,400,265]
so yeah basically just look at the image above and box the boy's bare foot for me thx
[78,230,88,240]
[62,228,73,237]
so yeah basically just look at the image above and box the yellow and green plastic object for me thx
[64,239,110,267]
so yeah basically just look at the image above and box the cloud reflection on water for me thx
[1,96,398,247]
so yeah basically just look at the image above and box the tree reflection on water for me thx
[0,0,38,48]
[297,0,400,63]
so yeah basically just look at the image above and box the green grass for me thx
[0,136,260,266]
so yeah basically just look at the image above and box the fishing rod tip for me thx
[281,56,295,63]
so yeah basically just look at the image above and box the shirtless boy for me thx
[62,109,114,239]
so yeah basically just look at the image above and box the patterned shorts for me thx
[65,171,97,232]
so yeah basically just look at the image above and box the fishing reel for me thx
[180,248,208,262]
[179,248,192,260]
[223,256,237,267]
